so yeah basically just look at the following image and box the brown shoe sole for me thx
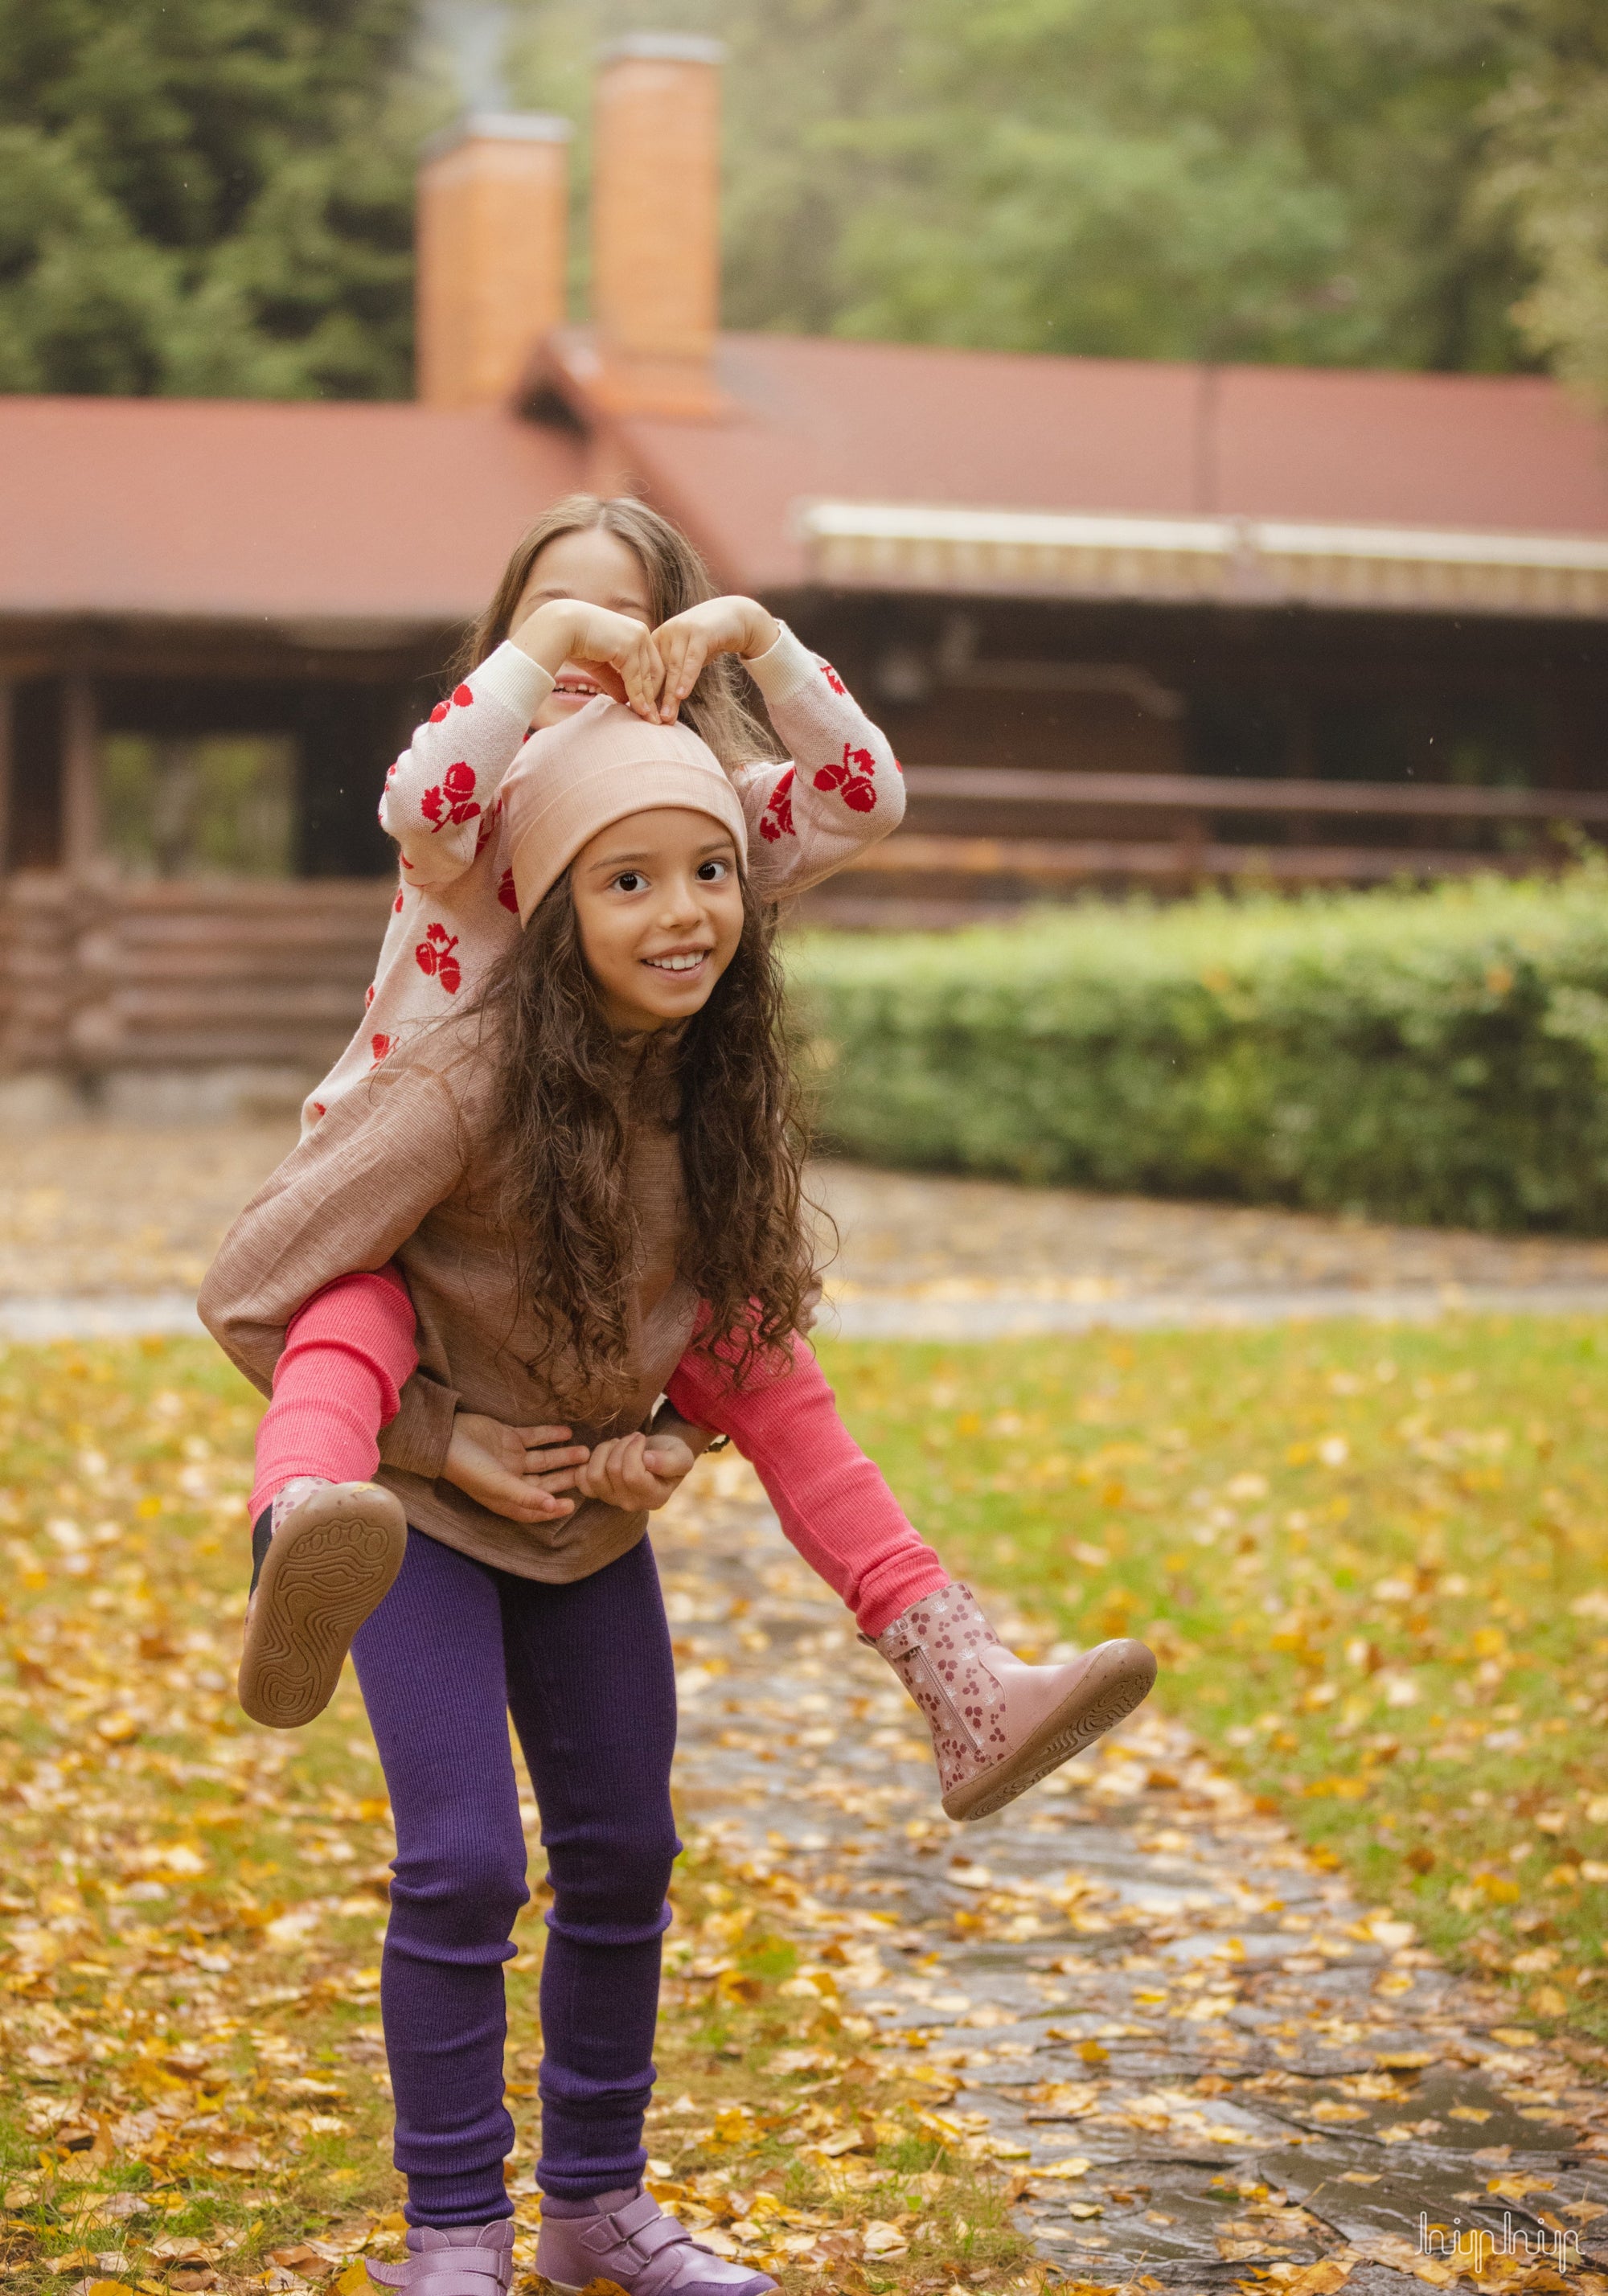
[942,1638,1158,1822]
[238,1484,408,1730]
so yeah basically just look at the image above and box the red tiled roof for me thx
[596,334,1608,591]
[0,396,582,628]
[4,339,1608,627]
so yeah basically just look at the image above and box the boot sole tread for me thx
[238,1490,407,1729]
[943,1638,1158,1822]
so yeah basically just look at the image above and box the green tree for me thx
[0,0,431,397]
[509,0,1540,372]
[1484,0,1608,402]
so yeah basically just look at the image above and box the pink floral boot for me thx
[367,2221,514,2296]
[239,1478,408,1730]
[874,1581,1156,1822]
[536,2185,777,2296]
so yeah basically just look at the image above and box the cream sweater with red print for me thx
[301,624,901,1136]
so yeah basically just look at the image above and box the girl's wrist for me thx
[509,601,575,674]
[738,605,782,661]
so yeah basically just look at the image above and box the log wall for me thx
[0,876,394,1076]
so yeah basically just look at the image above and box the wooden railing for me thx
[0,875,393,1074]
[2,767,1605,1072]
[836,766,1608,892]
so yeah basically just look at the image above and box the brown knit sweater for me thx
[198,1014,700,1582]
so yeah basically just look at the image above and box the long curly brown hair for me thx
[477,867,816,1416]
[453,493,784,776]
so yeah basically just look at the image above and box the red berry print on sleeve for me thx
[452,683,474,707]
[371,1034,392,1064]
[421,760,480,833]
[364,984,375,1009]
[393,888,406,913]
[813,742,877,812]
[429,701,450,724]
[759,767,796,843]
[498,867,519,914]
[415,922,461,994]
[310,1101,326,1121]
[820,662,847,696]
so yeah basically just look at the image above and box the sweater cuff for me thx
[473,639,556,725]
[741,622,818,707]
[379,1371,460,1480]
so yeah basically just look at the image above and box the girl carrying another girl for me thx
[215,494,1155,1828]
[202,605,1156,2296]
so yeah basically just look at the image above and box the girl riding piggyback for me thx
[305,493,892,1134]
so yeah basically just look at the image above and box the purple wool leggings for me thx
[349,1523,679,2226]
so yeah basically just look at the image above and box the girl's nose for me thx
[654,874,704,924]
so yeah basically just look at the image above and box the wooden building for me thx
[3,33,1608,1097]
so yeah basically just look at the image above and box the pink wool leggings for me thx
[252,1272,949,1639]
[248,1266,418,1522]
[663,1335,948,1637]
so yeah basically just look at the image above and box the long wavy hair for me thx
[452,494,783,776]
[477,868,816,1416]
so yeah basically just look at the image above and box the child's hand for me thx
[651,597,781,722]
[511,601,667,722]
[444,1412,590,1524]
[573,1430,696,1512]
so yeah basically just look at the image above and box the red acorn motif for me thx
[821,662,847,696]
[421,760,479,833]
[759,767,795,843]
[371,1033,392,1064]
[497,867,519,914]
[813,741,877,812]
[429,682,474,724]
[415,921,461,994]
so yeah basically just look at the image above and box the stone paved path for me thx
[661,1458,1608,2293]
[808,1167,1608,1337]
[4,1128,1608,1340]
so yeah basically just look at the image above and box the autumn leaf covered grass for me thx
[0,1338,1032,2296]
[818,1314,1608,2043]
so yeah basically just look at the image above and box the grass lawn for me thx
[817,1314,1608,2044]
[0,1340,1028,2296]
[5,1315,1606,2296]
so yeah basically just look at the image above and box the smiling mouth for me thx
[553,674,604,700]
[643,950,710,975]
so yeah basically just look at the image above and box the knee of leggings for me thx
[390,1832,529,1940]
[546,1815,679,1930]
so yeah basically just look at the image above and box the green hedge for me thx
[787,868,1608,1232]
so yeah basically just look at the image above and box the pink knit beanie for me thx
[502,697,749,927]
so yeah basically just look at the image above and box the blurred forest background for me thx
[1,0,1605,404]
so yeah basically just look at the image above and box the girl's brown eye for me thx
[615,872,643,893]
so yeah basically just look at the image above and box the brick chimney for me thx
[590,35,725,416]
[416,113,572,407]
